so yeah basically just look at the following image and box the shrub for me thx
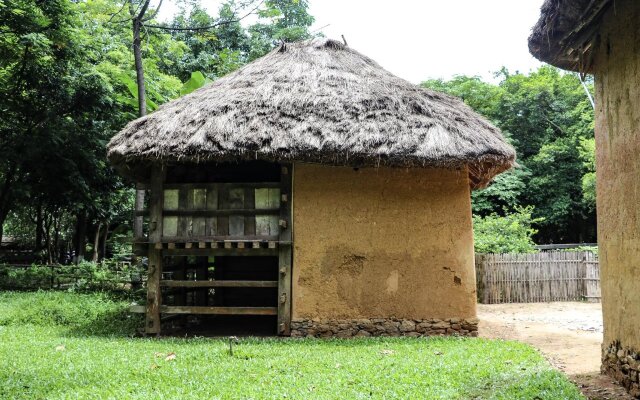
[473,206,541,254]
[0,260,144,295]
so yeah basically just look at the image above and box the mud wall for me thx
[593,0,640,395]
[291,163,476,321]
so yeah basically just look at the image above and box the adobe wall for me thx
[593,0,640,396]
[290,163,478,337]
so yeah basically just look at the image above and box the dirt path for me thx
[478,302,633,400]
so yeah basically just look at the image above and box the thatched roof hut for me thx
[529,0,611,72]
[112,39,515,338]
[108,38,514,188]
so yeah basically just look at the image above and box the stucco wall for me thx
[291,163,476,321]
[593,0,640,353]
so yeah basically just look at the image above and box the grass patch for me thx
[0,292,584,399]
[0,291,141,336]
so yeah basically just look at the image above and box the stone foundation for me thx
[602,342,640,398]
[290,318,479,338]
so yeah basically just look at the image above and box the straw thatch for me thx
[108,39,515,187]
[529,0,612,71]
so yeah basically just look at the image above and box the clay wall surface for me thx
[291,163,476,323]
[593,0,640,395]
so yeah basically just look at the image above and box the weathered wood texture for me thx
[146,167,165,334]
[476,251,600,304]
[278,164,293,335]
[160,280,278,288]
[131,305,277,315]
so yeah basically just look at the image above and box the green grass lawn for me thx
[0,292,584,399]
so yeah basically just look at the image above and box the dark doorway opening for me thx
[161,255,278,336]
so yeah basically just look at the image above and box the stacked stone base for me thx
[602,341,640,398]
[291,318,478,338]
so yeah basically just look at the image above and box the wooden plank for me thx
[159,235,278,243]
[177,188,189,237]
[244,187,256,236]
[136,209,281,217]
[160,280,278,288]
[160,306,277,316]
[146,182,281,190]
[130,305,278,316]
[146,166,165,335]
[133,187,145,240]
[278,163,293,336]
[162,248,278,257]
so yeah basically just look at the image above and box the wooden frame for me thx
[278,164,293,335]
[146,167,165,334]
[140,162,293,336]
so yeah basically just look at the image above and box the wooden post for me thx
[133,185,145,239]
[146,166,165,335]
[277,164,293,336]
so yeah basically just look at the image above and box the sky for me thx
[157,0,544,84]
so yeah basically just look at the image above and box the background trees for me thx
[422,67,596,246]
[0,0,315,262]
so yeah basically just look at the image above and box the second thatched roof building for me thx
[108,38,515,337]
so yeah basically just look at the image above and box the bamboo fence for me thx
[476,251,600,304]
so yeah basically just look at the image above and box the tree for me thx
[247,0,315,60]
[422,66,596,244]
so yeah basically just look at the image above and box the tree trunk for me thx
[35,201,43,250]
[130,1,148,118]
[92,222,102,262]
[0,162,17,244]
[101,222,109,261]
[74,209,87,264]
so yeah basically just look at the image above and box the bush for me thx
[473,206,541,254]
[0,260,144,295]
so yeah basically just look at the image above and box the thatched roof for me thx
[529,0,612,71]
[107,39,515,187]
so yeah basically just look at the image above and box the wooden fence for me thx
[476,251,600,304]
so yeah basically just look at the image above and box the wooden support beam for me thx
[130,305,278,315]
[278,163,293,336]
[146,166,165,335]
[162,248,278,257]
[160,280,278,288]
[162,306,277,315]
[139,182,281,190]
[135,209,280,217]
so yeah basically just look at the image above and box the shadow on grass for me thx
[67,308,144,337]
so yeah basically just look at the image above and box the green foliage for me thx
[0,261,144,293]
[472,168,530,216]
[423,67,596,244]
[473,207,541,254]
[0,0,321,261]
[248,0,316,60]
[0,291,140,335]
[179,70,211,96]
[0,292,583,399]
